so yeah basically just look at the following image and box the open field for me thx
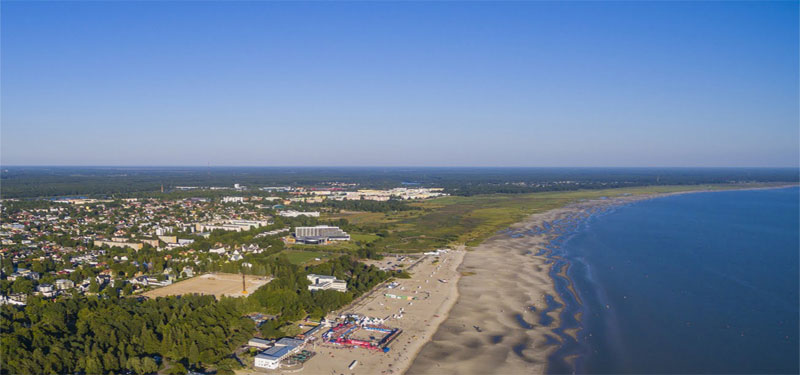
[288,240,360,252]
[277,250,332,265]
[350,233,381,243]
[141,273,272,299]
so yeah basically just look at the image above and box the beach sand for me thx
[405,208,576,375]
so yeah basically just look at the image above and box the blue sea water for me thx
[550,187,799,374]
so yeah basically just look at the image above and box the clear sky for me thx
[1,1,797,167]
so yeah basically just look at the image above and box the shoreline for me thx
[405,184,798,374]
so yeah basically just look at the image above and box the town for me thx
[0,183,458,374]
[0,184,446,304]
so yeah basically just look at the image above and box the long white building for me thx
[294,225,350,241]
[279,210,320,218]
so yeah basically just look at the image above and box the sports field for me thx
[141,273,271,298]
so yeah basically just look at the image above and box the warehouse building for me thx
[294,225,350,244]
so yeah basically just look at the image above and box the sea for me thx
[547,187,799,374]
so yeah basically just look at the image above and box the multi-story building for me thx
[307,274,347,292]
[294,226,350,243]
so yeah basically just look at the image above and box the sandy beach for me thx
[406,207,575,375]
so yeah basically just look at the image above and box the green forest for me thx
[0,254,401,375]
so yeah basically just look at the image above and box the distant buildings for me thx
[181,266,194,278]
[195,219,272,233]
[54,279,75,290]
[424,249,449,256]
[93,239,144,251]
[294,226,350,244]
[130,275,172,287]
[7,268,39,281]
[278,210,320,218]
[307,274,347,292]
[0,294,27,306]
[36,283,57,298]
[221,196,245,203]
[53,198,112,205]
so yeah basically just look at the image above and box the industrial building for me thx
[294,225,350,244]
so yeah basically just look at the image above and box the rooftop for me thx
[257,345,291,360]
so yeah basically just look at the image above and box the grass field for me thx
[350,233,381,243]
[277,250,332,265]
[141,273,272,298]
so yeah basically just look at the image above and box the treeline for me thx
[0,294,254,375]
[5,166,796,199]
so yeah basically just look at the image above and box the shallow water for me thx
[549,187,799,373]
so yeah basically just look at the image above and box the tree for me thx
[167,362,187,375]
[88,278,100,293]
[187,342,200,365]
[140,357,158,374]
[126,357,143,375]
[11,278,34,294]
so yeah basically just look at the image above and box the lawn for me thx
[350,233,381,243]
[276,250,332,265]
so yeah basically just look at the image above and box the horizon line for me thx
[2,165,799,170]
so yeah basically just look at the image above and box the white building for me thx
[195,219,272,233]
[222,196,245,203]
[294,226,350,243]
[181,266,194,278]
[307,274,347,292]
[36,284,57,298]
[254,338,303,369]
[279,210,320,218]
[54,279,75,290]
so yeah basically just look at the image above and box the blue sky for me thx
[1,1,797,167]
